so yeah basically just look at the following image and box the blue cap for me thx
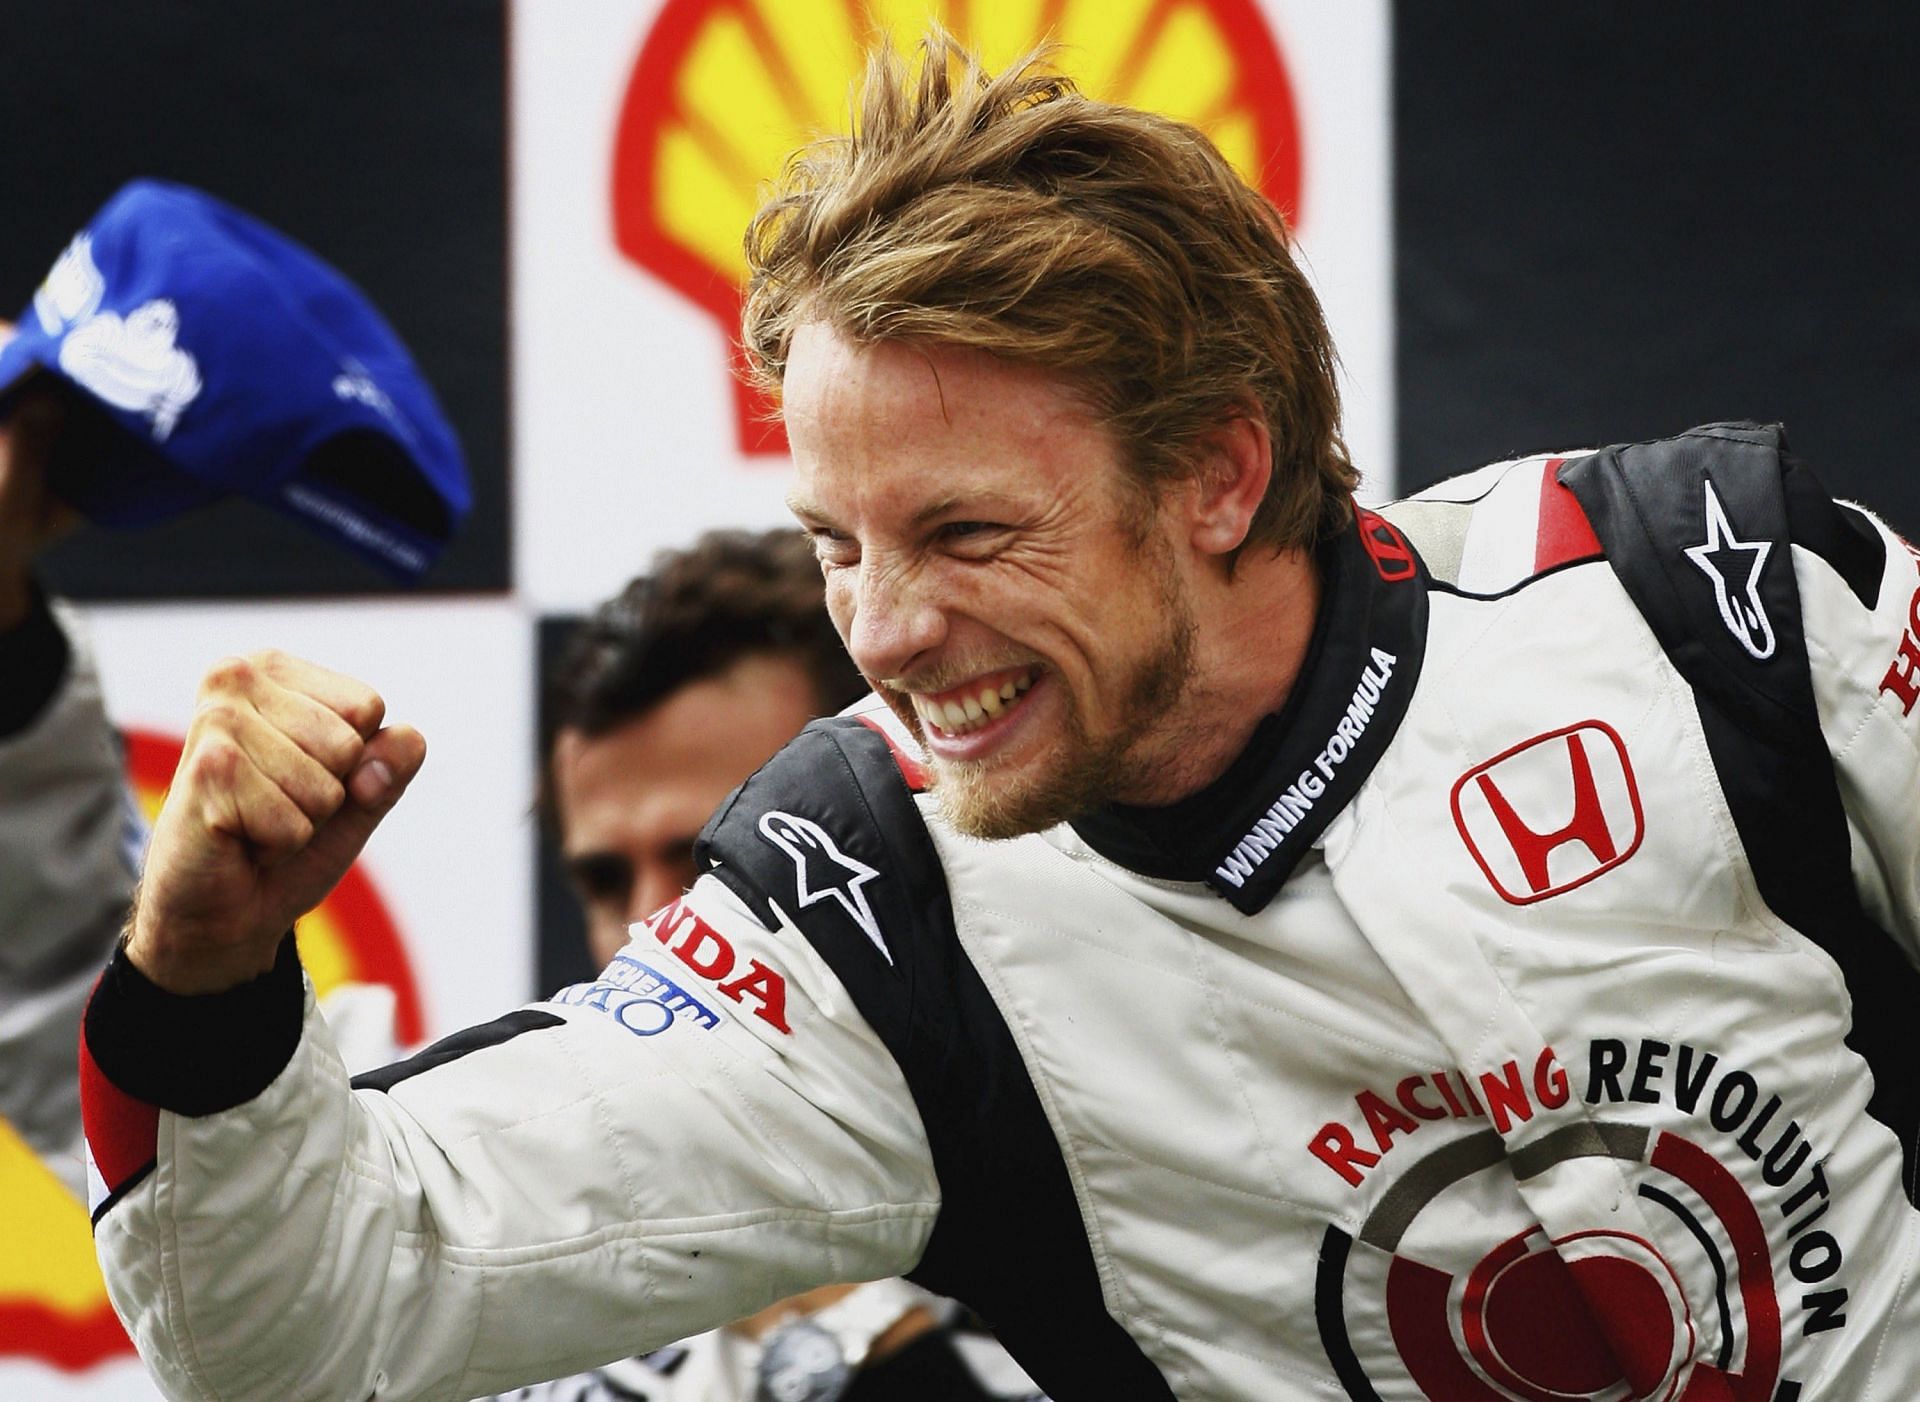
[0,179,470,580]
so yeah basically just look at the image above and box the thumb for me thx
[347,723,428,808]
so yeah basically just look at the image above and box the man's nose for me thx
[843,560,946,682]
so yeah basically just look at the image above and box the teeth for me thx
[913,671,1035,736]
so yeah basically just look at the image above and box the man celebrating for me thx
[86,35,1920,1402]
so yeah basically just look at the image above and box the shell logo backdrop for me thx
[0,1127,119,1375]
[515,0,1391,613]
[0,730,429,1383]
[609,0,1305,454]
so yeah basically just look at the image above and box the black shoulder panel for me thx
[1560,424,1816,744]
[698,719,939,1047]
[1781,453,1886,609]
[1561,423,1920,1199]
[698,718,1175,1399]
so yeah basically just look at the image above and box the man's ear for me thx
[1188,414,1272,557]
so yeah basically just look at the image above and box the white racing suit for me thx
[85,424,1920,1399]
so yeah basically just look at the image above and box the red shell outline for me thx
[0,1301,130,1373]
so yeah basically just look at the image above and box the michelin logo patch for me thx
[33,231,202,441]
[59,301,203,441]
[33,233,105,333]
[552,954,721,1037]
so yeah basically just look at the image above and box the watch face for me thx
[754,1320,853,1402]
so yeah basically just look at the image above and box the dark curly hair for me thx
[539,528,864,821]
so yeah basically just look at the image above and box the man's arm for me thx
[84,658,938,1400]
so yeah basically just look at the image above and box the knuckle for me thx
[263,805,315,854]
[188,734,244,787]
[190,697,237,733]
[200,654,258,696]
[317,721,365,774]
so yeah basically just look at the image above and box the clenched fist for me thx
[125,650,427,994]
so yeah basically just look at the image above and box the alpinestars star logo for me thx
[1683,480,1776,660]
[757,812,891,963]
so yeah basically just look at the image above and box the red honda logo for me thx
[1452,721,1643,904]
[1356,508,1417,582]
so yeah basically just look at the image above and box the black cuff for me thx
[83,933,307,1116]
[0,583,70,737]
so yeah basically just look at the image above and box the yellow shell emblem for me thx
[612,0,1303,452]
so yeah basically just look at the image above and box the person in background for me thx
[0,355,120,1208]
[543,530,863,969]
[519,528,1042,1401]
[0,176,467,1198]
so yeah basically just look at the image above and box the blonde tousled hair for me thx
[742,30,1357,553]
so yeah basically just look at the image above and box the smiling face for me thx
[783,323,1208,838]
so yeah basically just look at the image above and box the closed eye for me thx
[937,520,1009,556]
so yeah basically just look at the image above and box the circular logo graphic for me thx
[1316,1122,1783,1400]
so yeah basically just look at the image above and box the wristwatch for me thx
[753,1278,942,1402]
